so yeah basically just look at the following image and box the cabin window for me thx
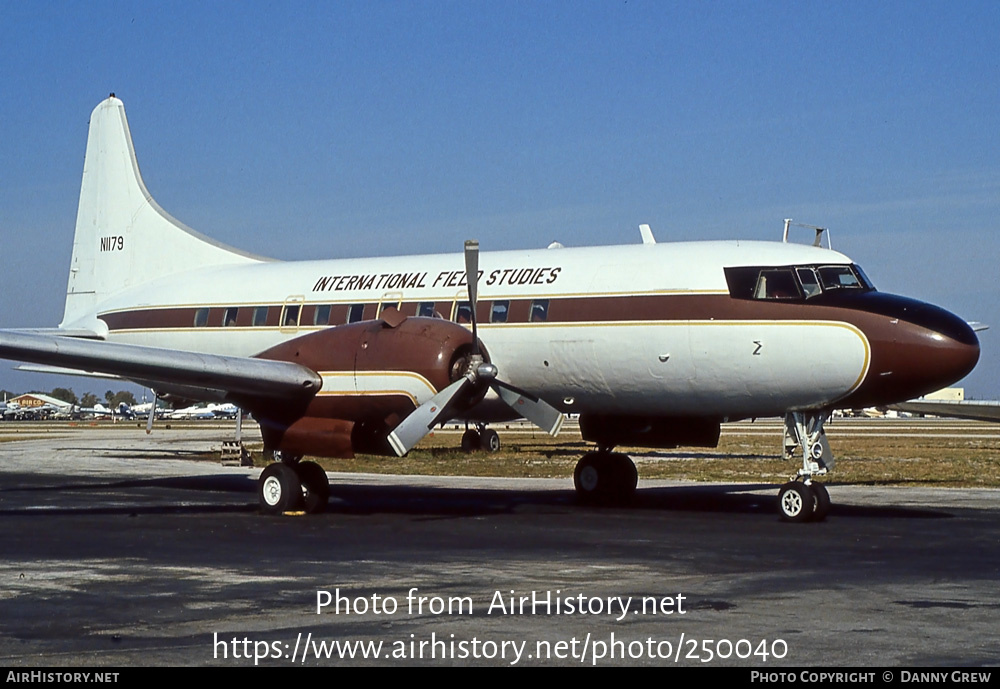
[252,306,269,327]
[529,299,549,322]
[454,301,473,324]
[223,307,239,326]
[347,304,365,323]
[314,305,332,325]
[193,308,209,327]
[491,300,510,323]
[417,302,436,318]
[282,304,301,327]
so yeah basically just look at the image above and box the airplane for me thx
[168,404,220,420]
[0,95,981,522]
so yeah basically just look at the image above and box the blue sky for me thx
[1,1,998,397]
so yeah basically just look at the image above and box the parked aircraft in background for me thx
[0,96,981,521]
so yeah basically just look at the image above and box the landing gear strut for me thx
[778,411,834,522]
[257,451,330,515]
[573,449,638,505]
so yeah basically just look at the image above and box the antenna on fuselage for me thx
[639,223,656,244]
[783,219,831,249]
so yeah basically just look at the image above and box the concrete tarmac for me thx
[0,423,997,667]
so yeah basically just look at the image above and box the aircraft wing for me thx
[889,399,1000,422]
[0,330,321,402]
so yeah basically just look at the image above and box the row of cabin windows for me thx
[192,299,551,328]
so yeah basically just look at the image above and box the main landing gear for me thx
[778,411,834,522]
[573,449,638,505]
[258,452,331,515]
[460,423,502,453]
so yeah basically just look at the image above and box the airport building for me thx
[7,393,73,411]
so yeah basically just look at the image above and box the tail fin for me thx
[60,96,269,330]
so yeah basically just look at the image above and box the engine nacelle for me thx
[247,315,477,457]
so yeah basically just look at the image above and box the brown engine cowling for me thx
[244,314,478,458]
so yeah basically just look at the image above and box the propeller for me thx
[387,240,564,455]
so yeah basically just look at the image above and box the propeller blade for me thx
[387,377,471,456]
[492,380,564,437]
[464,239,479,350]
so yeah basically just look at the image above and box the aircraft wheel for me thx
[294,461,330,514]
[610,453,638,503]
[810,482,831,522]
[481,429,501,453]
[777,482,814,523]
[574,453,605,502]
[461,429,481,452]
[259,463,304,514]
[575,452,631,505]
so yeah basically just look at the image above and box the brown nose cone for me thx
[845,309,980,409]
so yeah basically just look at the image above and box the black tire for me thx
[610,453,638,504]
[574,452,605,503]
[481,429,501,453]
[810,482,831,522]
[777,482,814,523]
[461,429,481,452]
[258,463,304,514]
[294,461,330,514]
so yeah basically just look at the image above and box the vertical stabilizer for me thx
[61,96,269,330]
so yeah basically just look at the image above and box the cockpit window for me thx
[725,263,875,301]
[818,265,862,290]
[753,269,801,300]
[796,268,821,298]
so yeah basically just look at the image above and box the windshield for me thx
[725,263,875,301]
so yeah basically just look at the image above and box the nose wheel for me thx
[777,480,830,522]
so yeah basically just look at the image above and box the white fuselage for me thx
[91,240,869,418]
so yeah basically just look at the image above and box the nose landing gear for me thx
[779,411,834,522]
[777,479,830,522]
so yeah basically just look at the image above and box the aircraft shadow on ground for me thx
[0,472,952,521]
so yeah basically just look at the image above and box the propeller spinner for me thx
[387,240,564,455]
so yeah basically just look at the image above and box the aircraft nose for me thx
[866,297,979,405]
[849,295,980,407]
